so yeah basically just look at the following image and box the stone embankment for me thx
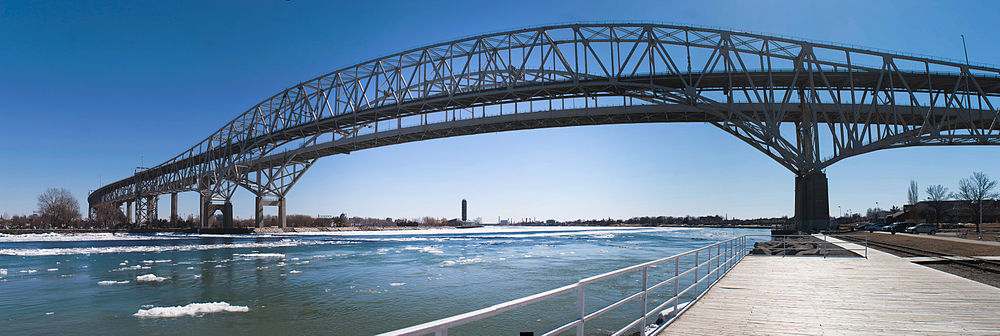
[751,237,859,257]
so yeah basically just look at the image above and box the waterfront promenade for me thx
[659,237,1000,335]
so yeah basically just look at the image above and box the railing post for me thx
[576,284,585,336]
[674,257,679,315]
[641,266,648,336]
[694,250,700,292]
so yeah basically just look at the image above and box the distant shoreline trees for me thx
[37,188,80,228]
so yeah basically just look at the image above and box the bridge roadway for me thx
[659,237,1000,335]
[86,23,1000,230]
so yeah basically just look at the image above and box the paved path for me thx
[658,237,1000,335]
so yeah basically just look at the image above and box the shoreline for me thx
[0,224,774,235]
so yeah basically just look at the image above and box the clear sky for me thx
[2,0,1000,222]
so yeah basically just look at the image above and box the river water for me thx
[0,226,768,335]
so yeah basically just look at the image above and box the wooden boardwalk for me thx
[659,237,1000,335]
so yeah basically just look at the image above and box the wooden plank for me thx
[658,237,1000,335]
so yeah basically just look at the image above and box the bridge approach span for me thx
[87,23,1000,232]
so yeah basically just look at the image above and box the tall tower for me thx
[461,199,467,222]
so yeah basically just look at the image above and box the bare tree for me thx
[37,188,81,227]
[93,203,127,228]
[953,172,998,234]
[925,185,950,225]
[907,180,919,205]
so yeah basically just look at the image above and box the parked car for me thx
[880,222,907,233]
[906,223,938,234]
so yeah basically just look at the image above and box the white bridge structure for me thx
[88,23,1000,231]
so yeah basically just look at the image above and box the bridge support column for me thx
[222,201,233,229]
[278,197,286,228]
[795,171,830,233]
[148,196,158,227]
[126,201,133,225]
[200,194,210,228]
[199,194,233,228]
[170,192,178,226]
[255,196,264,228]
[253,196,286,228]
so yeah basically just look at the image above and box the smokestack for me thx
[462,199,467,222]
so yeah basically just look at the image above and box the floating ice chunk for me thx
[0,239,353,256]
[44,312,54,315]
[403,246,444,254]
[27,269,37,274]
[0,269,6,276]
[113,265,146,271]
[47,268,59,272]
[440,261,456,266]
[233,253,284,259]
[136,274,167,282]
[389,282,406,286]
[290,257,300,261]
[133,302,249,318]
[98,280,130,285]
[186,267,194,270]
[289,270,302,274]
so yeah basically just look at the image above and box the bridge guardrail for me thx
[379,236,751,336]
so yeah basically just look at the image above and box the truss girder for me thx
[89,23,1000,206]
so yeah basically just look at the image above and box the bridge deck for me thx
[658,237,1000,335]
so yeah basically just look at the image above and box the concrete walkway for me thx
[658,237,1000,335]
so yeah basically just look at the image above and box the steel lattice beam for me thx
[88,23,1000,215]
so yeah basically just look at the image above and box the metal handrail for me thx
[379,236,750,336]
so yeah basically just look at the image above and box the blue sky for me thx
[2,0,999,221]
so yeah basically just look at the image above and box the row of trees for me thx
[907,171,999,233]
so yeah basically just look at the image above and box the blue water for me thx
[0,226,768,335]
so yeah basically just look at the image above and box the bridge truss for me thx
[88,23,1000,232]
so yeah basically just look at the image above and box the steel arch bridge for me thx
[88,23,1000,232]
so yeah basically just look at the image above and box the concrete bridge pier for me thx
[126,201,133,225]
[794,171,830,233]
[170,192,178,225]
[199,194,234,228]
[254,196,286,228]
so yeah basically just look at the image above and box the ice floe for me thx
[133,302,249,318]
[0,239,351,256]
[98,280,130,285]
[233,253,285,259]
[403,246,444,254]
[136,274,167,282]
